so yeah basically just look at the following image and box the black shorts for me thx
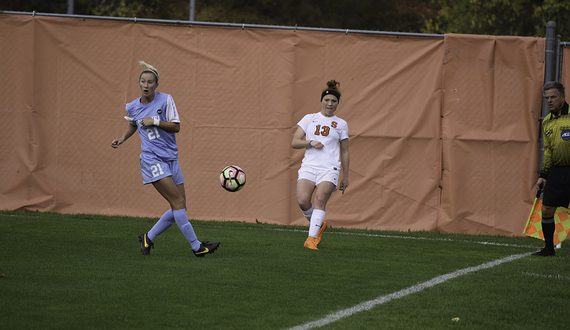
[543,165,570,207]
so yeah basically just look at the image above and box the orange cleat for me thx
[304,236,319,250]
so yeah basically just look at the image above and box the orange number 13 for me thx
[314,122,337,136]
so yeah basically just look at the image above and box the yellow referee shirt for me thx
[540,102,570,179]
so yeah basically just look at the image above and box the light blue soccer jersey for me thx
[125,92,180,161]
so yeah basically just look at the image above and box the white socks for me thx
[172,209,201,251]
[302,205,314,221]
[308,209,325,238]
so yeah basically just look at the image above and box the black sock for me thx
[542,219,555,251]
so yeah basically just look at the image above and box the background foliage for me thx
[3,0,569,39]
[424,0,570,39]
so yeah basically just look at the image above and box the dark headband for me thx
[321,89,340,101]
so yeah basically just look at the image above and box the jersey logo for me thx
[157,109,163,114]
[562,130,570,141]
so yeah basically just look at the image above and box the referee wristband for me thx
[154,118,160,126]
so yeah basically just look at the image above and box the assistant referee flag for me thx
[524,193,570,244]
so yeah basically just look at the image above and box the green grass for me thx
[1,210,569,329]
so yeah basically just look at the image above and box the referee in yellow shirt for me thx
[535,81,570,256]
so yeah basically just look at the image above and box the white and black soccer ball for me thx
[219,165,246,192]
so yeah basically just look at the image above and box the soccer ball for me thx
[220,165,246,192]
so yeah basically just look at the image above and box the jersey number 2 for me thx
[151,164,164,178]
[147,127,161,140]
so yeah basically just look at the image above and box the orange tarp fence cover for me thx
[0,14,545,236]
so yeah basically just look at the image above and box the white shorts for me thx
[297,165,339,191]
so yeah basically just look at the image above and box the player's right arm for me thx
[111,122,137,148]
[291,126,309,149]
[537,119,552,191]
[291,126,323,149]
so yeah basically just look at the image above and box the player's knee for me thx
[313,195,329,209]
[542,205,556,218]
[170,198,186,211]
[297,198,311,210]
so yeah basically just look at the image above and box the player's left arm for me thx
[339,138,350,194]
[140,94,181,133]
[141,117,180,133]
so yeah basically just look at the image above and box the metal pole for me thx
[189,0,195,22]
[67,0,74,15]
[555,35,561,82]
[539,21,557,172]
[1,11,444,38]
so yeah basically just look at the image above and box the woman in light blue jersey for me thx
[111,61,220,257]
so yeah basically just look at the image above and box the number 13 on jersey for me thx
[314,121,337,137]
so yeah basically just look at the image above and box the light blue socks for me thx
[148,209,175,241]
[173,209,201,251]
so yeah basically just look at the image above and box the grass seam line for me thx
[210,224,540,249]
[0,213,541,249]
[285,252,532,330]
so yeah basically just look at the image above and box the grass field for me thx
[1,210,569,329]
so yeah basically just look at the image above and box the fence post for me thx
[67,0,74,14]
[555,35,562,82]
[539,21,557,171]
[189,0,196,22]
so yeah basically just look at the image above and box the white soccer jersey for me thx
[297,112,349,170]
[124,92,180,161]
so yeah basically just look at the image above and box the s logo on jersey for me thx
[562,130,570,141]
[157,109,163,114]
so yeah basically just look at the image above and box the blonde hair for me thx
[138,61,160,82]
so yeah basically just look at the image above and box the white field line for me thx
[522,272,570,280]
[286,252,532,330]
[247,226,540,250]
[0,213,539,249]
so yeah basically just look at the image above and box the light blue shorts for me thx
[140,154,185,185]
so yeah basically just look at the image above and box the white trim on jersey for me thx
[165,94,180,123]
[124,115,137,125]
[123,93,180,124]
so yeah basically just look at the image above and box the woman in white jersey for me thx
[111,61,220,257]
[291,80,350,250]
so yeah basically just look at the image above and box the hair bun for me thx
[138,61,160,81]
[327,80,340,89]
